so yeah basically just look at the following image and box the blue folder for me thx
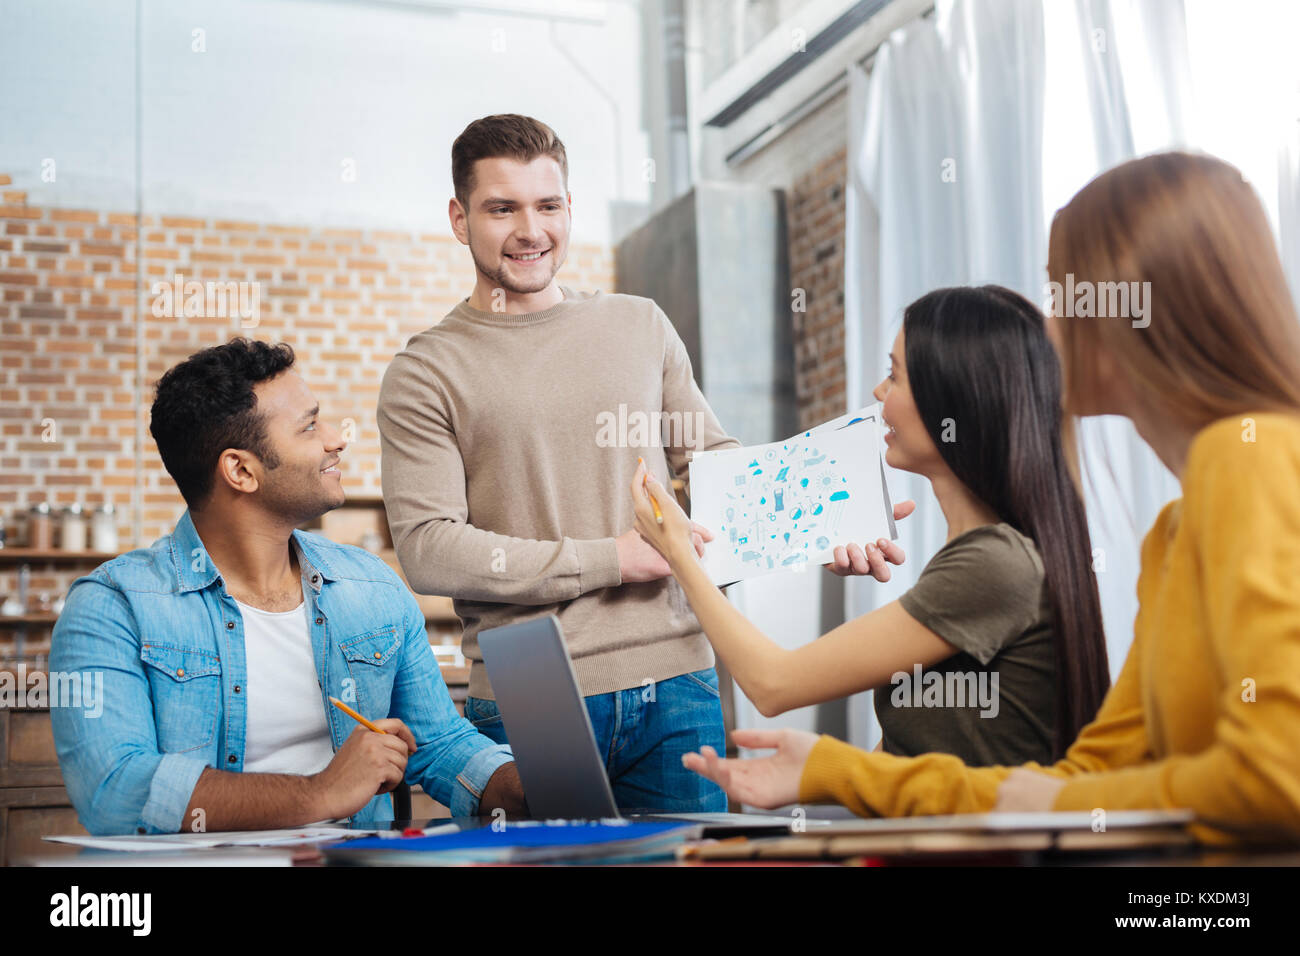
[322,820,698,865]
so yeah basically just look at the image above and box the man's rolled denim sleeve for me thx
[390,593,514,816]
[50,575,210,835]
[141,753,210,833]
[449,739,514,817]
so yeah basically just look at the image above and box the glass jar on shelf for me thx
[60,503,87,551]
[91,503,118,554]
[27,503,54,550]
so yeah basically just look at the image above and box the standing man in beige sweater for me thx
[377,114,741,812]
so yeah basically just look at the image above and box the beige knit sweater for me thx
[376,287,741,699]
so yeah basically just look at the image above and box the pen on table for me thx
[639,457,664,525]
[379,821,461,839]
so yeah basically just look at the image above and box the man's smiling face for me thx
[456,155,571,296]
[248,369,347,523]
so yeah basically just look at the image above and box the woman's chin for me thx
[882,444,912,473]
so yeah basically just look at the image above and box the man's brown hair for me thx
[451,114,568,209]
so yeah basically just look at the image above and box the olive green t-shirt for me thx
[875,522,1057,767]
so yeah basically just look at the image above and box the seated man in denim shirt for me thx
[51,338,526,835]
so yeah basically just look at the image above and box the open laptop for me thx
[477,615,829,837]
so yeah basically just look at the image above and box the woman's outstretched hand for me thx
[681,728,820,809]
[824,499,916,581]
[630,457,713,569]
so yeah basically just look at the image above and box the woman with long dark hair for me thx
[631,283,1109,766]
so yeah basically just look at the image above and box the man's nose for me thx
[514,209,544,243]
[324,421,347,451]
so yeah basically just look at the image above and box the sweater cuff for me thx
[797,733,1007,818]
[1052,774,1143,814]
[575,537,622,593]
[797,734,865,806]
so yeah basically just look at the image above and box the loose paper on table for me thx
[44,825,377,852]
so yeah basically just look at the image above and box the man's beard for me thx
[261,463,343,526]
[468,233,561,295]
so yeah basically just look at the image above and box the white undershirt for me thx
[237,597,336,776]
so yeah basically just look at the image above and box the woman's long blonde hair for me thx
[1048,151,1300,428]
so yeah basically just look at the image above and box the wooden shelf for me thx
[436,663,470,685]
[0,550,118,564]
[332,494,385,508]
[0,613,58,626]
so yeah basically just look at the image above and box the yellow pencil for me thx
[640,457,663,525]
[329,696,385,734]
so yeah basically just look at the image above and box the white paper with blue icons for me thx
[689,404,896,586]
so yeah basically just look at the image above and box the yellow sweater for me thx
[798,412,1300,846]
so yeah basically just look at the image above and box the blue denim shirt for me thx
[49,510,513,835]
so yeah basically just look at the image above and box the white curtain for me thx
[1175,0,1300,308]
[1054,0,1188,672]
[842,0,1212,747]
[1282,126,1300,306]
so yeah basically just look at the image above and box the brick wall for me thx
[0,173,613,657]
[785,147,848,431]
[2,156,850,657]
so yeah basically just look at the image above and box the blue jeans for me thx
[465,667,728,814]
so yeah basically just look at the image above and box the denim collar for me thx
[169,509,339,594]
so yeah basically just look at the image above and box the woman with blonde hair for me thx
[633,151,1300,845]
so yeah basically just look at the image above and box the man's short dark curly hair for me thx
[149,337,296,510]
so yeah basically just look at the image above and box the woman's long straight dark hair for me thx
[903,285,1110,759]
